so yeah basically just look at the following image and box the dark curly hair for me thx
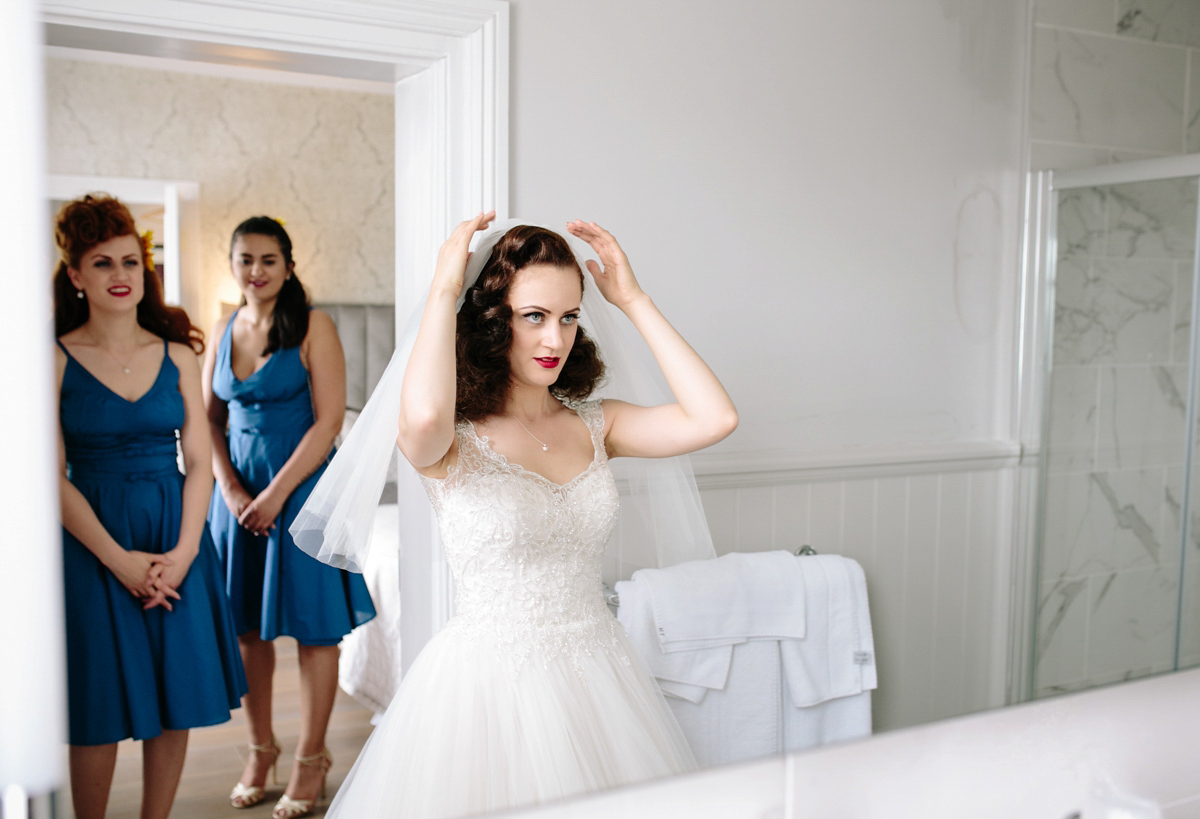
[229,216,310,354]
[53,194,204,352]
[456,225,605,421]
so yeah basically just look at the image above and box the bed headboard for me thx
[318,303,396,412]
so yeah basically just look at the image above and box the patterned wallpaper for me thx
[44,58,394,338]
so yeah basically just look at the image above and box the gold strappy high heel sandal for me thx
[230,736,281,808]
[272,748,332,819]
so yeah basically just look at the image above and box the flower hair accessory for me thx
[141,229,156,270]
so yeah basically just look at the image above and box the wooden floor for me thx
[63,638,376,819]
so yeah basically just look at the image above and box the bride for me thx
[295,213,737,817]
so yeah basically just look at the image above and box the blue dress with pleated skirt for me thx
[58,338,247,747]
[207,312,374,646]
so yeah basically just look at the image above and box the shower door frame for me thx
[1022,152,1200,701]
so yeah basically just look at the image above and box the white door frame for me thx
[42,0,510,685]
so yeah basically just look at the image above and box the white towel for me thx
[779,554,877,707]
[637,551,807,652]
[616,576,734,694]
[664,640,783,767]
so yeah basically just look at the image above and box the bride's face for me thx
[506,263,583,389]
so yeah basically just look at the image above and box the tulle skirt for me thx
[327,621,696,818]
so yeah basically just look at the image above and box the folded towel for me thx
[616,576,734,692]
[664,640,783,766]
[637,550,807,652]
[779,554,877,707]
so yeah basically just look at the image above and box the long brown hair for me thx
[53,194,204,352]
[455,225,605,421]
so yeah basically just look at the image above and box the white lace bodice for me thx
[419,400,623,673]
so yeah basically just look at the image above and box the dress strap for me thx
[573,400,607,463]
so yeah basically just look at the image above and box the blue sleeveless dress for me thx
[58,339,246,747]
[207,313,375,645]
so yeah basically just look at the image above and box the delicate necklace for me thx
[514,417,549,451]
[91,333,137,374]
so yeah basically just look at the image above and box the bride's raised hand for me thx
[432,210,495,298]
[566,220,645,310]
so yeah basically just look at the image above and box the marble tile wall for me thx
[1031,0,1200,696]
[1036,174,1199,695]
[1030,0,1200,170]
[43,58,394,339]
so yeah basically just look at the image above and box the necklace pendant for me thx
[542,444,548,451]
[123,367,131,374]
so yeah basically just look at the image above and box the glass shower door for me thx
[1034,170,1199,697]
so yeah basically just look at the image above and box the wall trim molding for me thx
[688,440,1022,490]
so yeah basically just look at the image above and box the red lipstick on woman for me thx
[534,357,559,369]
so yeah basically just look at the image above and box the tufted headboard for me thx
[318,303,396,412]
[318,303,398,503]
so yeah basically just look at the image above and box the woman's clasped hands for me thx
[112,549,182,611]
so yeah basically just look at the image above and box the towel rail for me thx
[602,546,819,608]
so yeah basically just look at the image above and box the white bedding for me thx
[338,503,403,717]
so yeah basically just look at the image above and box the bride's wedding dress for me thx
[326,400,696,818]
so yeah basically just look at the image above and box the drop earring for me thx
[76,290,85,299]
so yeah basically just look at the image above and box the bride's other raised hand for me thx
[399,210,494,471]
[565,220,645,310]
[432,210,496,299]
[565,220,738,460]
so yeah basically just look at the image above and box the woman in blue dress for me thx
[204,217,375,818]
[54,194,246,819]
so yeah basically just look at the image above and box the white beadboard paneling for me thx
[901,475,941,728]
[965,468,1004,710]
[840,479,877,576]
[734,485,775,552]
[701,487,739,557]
[695,453,1014,731]
[933,472,971,719]
[772,483,811,552]
[870,476,910,731]
[807,483,844,555]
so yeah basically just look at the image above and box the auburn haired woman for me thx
[54,194,245,819]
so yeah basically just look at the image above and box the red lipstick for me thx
[534,357,559,369]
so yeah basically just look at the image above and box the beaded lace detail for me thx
[419,400,623,675]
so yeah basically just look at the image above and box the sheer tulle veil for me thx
[290,219,715,580]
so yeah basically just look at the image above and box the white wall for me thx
[509,0,1030,730]
[509,0,1028,457]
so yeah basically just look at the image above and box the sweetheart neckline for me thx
[465,421,602,490]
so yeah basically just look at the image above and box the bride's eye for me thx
[522,312,545,324]
[561,314,578,325]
